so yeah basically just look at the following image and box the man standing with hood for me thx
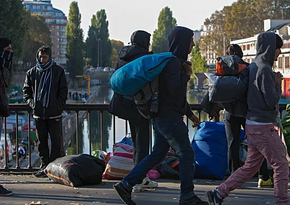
[206,32,289,205]
[109,30,158,192]
[113,26,206,205]
[23,46,68,177]
[0,36,13,196]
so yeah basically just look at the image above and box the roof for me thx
[266,21,290,32]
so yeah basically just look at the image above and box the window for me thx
[286,57,290,68]
[56,26,60,29]
[243,45,246,50]
[247,44,250,50]
[278,57,282,68]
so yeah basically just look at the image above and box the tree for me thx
[85,9,112,67]
[200,0,290,59]
[22,12,51,70]
[110,40,124,68]
[66,1,84,81]
[0,0,26,68]
[190,42,207,74]
[152,7,177,53]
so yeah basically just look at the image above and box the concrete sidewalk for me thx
[0,175,288,205]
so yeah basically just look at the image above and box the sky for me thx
[52,0,237,44]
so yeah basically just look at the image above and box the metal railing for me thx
[0,103,287,173]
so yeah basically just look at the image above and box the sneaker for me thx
[179,195,209,205]
[205,190,223,205]
[133,176,158,192]
[34,169,47,178]
[258,178,273,188]
[113,182,136,205]
[0,185,13,196]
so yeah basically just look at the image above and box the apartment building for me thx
[231,19,290,97]
[23,0,67,67]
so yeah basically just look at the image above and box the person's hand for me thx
[274,71,284,84]
[183,61,192,76]
[189,114,200,127]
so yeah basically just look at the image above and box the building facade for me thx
[231,19,290,97]
[23,0,67,67]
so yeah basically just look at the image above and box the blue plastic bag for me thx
[191,121,228,180]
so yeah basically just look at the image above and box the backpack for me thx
[110,52,176,119]
[216,55,247,76]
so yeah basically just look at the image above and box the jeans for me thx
[35,118,64,167]
[218,124,289,205]
[122,116,196,200]
[129,117,150,166]
[224,111,270,179]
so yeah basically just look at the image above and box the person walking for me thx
[206,32,289,205]
[109,30,157,192]
[223,44,272,188]
[113,26,207,205]
[0,36,13,196]
[23,45,68,177]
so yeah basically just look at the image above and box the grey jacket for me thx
[246,32,281,123]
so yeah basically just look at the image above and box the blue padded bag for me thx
[110,52,176,95]
[191,121,228,180]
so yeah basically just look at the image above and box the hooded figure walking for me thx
[23,46,68,178]
[113,26,207,205]
[109,30,158,192]
[206,33,289,205]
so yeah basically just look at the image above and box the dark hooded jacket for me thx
[246,32,281,123]
[116,30,151,69]
[156,26,194,118]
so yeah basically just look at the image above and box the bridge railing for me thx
[0,103,287,173]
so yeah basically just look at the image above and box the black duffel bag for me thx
[44,154,105,187]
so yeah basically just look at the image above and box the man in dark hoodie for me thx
[206,33,289,205]
[111,30,158,192]
[223,44,272,188]
[113,26,207,205]
[23,45,68,178]
[0,36,13,196]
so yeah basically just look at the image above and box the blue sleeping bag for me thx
[191,121,228,180]
[110,52,176,95]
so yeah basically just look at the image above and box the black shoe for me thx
[205,190,223,205]
[179,195,209,205]
[113,182,136,205]
[0,185,13,196]
[34,170,47,178]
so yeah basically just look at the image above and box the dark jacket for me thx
[156,26,194,118]
[246,32,281,123]
[23,62,68,119]
[109,30,151,122]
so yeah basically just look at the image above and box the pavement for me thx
[0,175,288,205]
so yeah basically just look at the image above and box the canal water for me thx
[74,86,209,155]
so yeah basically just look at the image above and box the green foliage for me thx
[200,0,290,58]
[0,0,26,71]
[110,40,124,67]
[152,7,177,53]
[85,9,112,67]
[190,42,207,74]
[66,1,84,79]
[21,12,51,70]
